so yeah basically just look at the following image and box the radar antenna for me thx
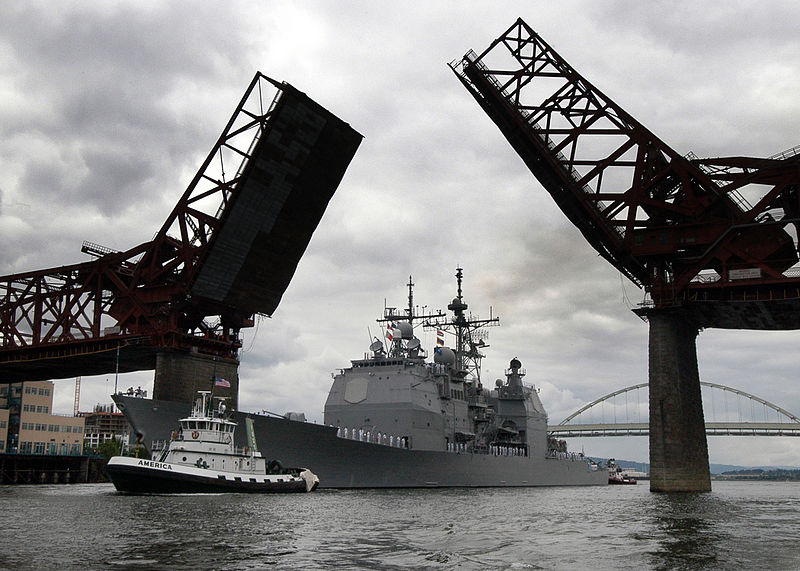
[426,268,499,383]
[377,276,446,358]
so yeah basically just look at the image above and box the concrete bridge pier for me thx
[647,309,711,492]
[153,350,239,409]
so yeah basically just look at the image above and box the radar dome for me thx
[434,347,456,366]
[397,322,413,339]
[510,357,522,370]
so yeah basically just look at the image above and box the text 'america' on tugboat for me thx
[106,390,319,493]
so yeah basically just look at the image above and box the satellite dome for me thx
[434,347,456,366]
[397,322,413,339]
[510,357,522,370]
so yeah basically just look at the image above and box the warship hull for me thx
[114,394,606,488]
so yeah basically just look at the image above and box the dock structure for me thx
[0,454,106,485]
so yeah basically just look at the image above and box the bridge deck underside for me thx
[0,339,157,383]
[191,85,363,317]
[683,286,800,330]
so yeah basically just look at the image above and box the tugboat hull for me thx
[106,456,318,493]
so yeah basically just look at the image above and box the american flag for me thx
[214,377,231,388]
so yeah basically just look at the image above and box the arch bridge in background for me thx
[548,381,800,437]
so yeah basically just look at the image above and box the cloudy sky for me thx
[3,1,800,467]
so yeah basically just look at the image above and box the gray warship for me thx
[114,269,607,487]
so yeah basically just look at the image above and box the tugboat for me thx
[606,459,637,485]
[106,391,319,493]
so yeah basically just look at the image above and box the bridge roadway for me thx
[548,422,800,438]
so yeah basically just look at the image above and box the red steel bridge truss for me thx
[0,73,362,381]
[451,19,800,330]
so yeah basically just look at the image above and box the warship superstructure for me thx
[114,270,606,487]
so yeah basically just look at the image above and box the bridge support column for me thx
[647,309,711,492]
[153,350,239,409]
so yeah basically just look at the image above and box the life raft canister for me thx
[192,430,199,439]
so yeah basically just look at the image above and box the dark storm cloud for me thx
[5,1,800,466]
[0,2,254,219]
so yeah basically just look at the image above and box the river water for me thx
[1,481,799,570]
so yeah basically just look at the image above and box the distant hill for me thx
[716,468,800,481]
[590,458,800,475]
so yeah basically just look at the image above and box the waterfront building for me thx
[0,381,84,455]
[79,403,133,452]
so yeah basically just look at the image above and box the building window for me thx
[33,442,45,454]
[25,387,33,394]
[19,442,32,454]
[0,420,6,429]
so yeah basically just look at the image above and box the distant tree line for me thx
[717,468,800,481]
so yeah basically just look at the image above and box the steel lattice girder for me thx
[451,18,800,310]
[0,73,361,381]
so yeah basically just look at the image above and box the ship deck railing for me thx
[335,427,409,449]
[548,451,590,462]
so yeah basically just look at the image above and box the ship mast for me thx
[377,276,445,357]
[406,275,415,324]
[430,268,499,384]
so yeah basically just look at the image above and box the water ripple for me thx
[1,482,800,569]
